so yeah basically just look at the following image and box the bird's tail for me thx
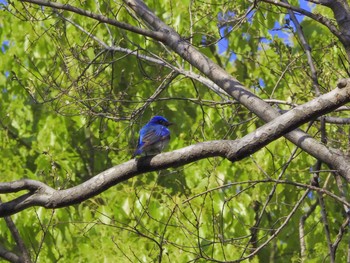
[132,148,141,158]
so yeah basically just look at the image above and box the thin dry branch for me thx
[239,190,311,262]
[261,0,346,44]
[299,200,319,262]
[21,0,166,41]
[56,11,228,98]
[281,0,320,95]
[306,0,332,5]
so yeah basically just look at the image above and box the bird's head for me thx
[149,116,173,126]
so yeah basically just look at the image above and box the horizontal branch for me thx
[183,178,350,208]
[1,82,350,216]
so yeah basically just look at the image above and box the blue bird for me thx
[133,116,173,158]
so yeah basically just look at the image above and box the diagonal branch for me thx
[1,82,350,216]
[4,215,32,262]
[124,0,350,178]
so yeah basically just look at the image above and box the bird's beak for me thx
[166,122,174,126]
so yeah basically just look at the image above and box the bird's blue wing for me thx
[133,125,168,155]
[141,125,169,148]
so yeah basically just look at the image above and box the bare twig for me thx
[261,0,345,44]
[332,217,350,258]
[243,143,301,256]
[239,190,311,261]
[131,71,179,119]
[299,200,319,262]
[281,0,320,95]
[306,0,332,5]
[184,178,350,208]
[317,186,335,262]
[55,10,228,99]
[21,0,166,41]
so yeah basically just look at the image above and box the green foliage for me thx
[0,0,349,262]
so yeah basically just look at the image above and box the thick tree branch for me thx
[1,83,350,216]
[18,0,350,180]
[124,0,350,178]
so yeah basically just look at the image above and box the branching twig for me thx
[261,0,345,44]
[306,0,332,5]
[55,10,228,99]
[183,179,350,208]
[317,185,335,262]
[281,0,320,95]
[131,71,179,119]
[299,200,319,262]
[21,0,166,41]
[239,190,311,261]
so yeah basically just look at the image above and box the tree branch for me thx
[20,0,166,42]
[0,244,20,263]
[241,189,311,261]
[281,0,320,95]
[55,9,228,99]
[1,82,350,216]
[326,0,350,60]
[261,0,346,45]
[306,0,332,5]
[4,215,32,263]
